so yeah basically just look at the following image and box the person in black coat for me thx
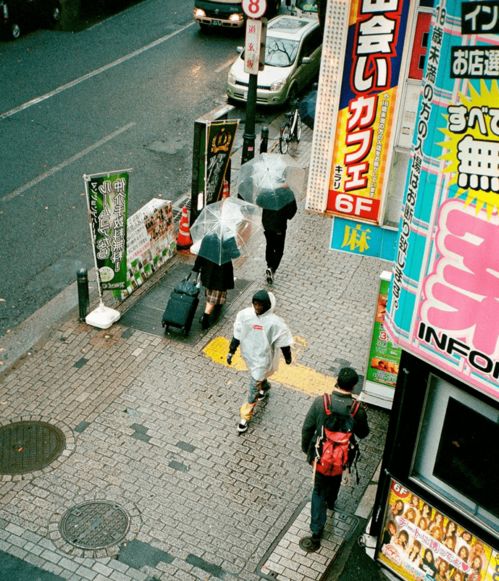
[262,190,297,285]
[300,367,369,552]
[192,234,237,329]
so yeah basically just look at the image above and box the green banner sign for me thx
[86,171,129,290]
[366,276,402,388]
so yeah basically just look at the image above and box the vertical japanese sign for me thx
[85,170,129,290]
[385,1,499,399]
[327,0,410,223]
[377,479,497,581]
[244,18,264,75]
[204,120,239,206]
[366,273,402,388]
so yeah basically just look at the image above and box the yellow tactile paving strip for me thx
[203,335,336,396]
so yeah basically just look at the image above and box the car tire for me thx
[287,85,298,105]
[10,22,21,39]
[199,23,210,33]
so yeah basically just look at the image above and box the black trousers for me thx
[264,230,286,272]
[311,471,342,536]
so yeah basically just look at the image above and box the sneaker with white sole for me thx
[265,268,274,285]
[237,420,248,433]
[256,390,267,401]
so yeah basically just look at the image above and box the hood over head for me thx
[252,289,275,314]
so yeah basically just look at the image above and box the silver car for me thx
[226,15,322,106]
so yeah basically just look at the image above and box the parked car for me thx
[226,14,321,105]
[0,0,61,39]
[193,0,281,32]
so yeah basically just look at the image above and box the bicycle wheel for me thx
[295,113,302,142]
[279,124,291,154]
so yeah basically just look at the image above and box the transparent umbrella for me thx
[190,198,262,265]
[238,153,295,210]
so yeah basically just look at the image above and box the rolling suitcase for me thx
[161,273,200,335]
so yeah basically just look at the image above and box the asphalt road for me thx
[0,0,279,336]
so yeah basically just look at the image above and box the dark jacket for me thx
[262,198,297,233]
[192,255,234,291]
[301,391,369,465]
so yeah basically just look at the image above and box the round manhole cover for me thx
[59,501,131,550]
[0,421,66,475]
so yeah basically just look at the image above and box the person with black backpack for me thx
[300,367,369,552]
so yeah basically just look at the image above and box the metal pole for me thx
[241,73,258,165]
[260,126,269,153]
[77,268,89,322]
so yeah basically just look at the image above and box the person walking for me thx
[300,367,369,552]
[192,234,237,330]
[227,289,293,433]
[262,194,297,285]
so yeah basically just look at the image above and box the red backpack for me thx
[314,394,360,479]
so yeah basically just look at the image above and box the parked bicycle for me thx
[279,99,302,155]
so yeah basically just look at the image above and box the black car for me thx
[1,0,61,39]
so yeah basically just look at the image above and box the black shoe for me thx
[256,390,267,402]
[299,535,321,553]
[265,268,274,285]
[200,313,210,330]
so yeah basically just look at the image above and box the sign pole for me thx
[242,73,258,165]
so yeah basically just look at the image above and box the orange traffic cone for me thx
[176,206,193,251]
[222,179,230,199]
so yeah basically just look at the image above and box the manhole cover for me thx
[59,501,131,550]
[0,421,66,475]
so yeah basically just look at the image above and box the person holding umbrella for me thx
[192,233,239,330]
[262,191,297,285]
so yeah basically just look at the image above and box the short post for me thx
[260,126,269,153]
[77,268,89,322]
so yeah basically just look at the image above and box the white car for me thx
[226,15,322,106]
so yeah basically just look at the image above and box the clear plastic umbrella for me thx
[238,153,295,210]
[190,198,262,265]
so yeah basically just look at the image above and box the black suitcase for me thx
[161,274,200,335]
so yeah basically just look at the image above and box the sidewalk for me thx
[0,119,390,580]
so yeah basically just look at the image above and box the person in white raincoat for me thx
[227,289,293,433]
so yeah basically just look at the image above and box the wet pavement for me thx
[0,121,391,580]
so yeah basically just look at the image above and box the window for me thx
[411,375,499,536]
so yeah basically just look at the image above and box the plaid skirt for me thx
[205,289,227,305]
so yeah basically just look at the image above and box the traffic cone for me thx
[222,179,230,199]
[176,206,193,251]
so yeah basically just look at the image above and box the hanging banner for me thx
[377,478,497,581]
[326,0,411,223]
[204,119,238,206]
[385,1,499,400]
[85,170,130,290]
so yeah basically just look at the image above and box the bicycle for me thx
[279,99,302,155]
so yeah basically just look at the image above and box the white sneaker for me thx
[237,420,248,433]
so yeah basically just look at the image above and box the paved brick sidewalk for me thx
[0,123,389,580]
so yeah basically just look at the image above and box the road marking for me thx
[203,336,335,396]
[0,22,195,121]
[1,122,136,203]
[215,57,236,74]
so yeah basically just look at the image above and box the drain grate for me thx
[59,501,130,550]
[0,421,66,475]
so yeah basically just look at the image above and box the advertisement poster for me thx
[205,120,238,206]
[384,1,499,400]
[327,0,411,223]
[377,479,496,581]
[113,198,176,300]
[85,170,129,291]
[367,274,402,387]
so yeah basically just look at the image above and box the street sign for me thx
[244,19,263,74]
[242,0,267,19]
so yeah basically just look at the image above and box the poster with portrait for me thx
[377,479,495,581]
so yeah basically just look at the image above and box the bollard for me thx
[260,126,269,154]
[77,268,89,322]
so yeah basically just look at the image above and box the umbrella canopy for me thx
[299,88,316,129]
[190,198,262,265]
[238,153,295,210]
